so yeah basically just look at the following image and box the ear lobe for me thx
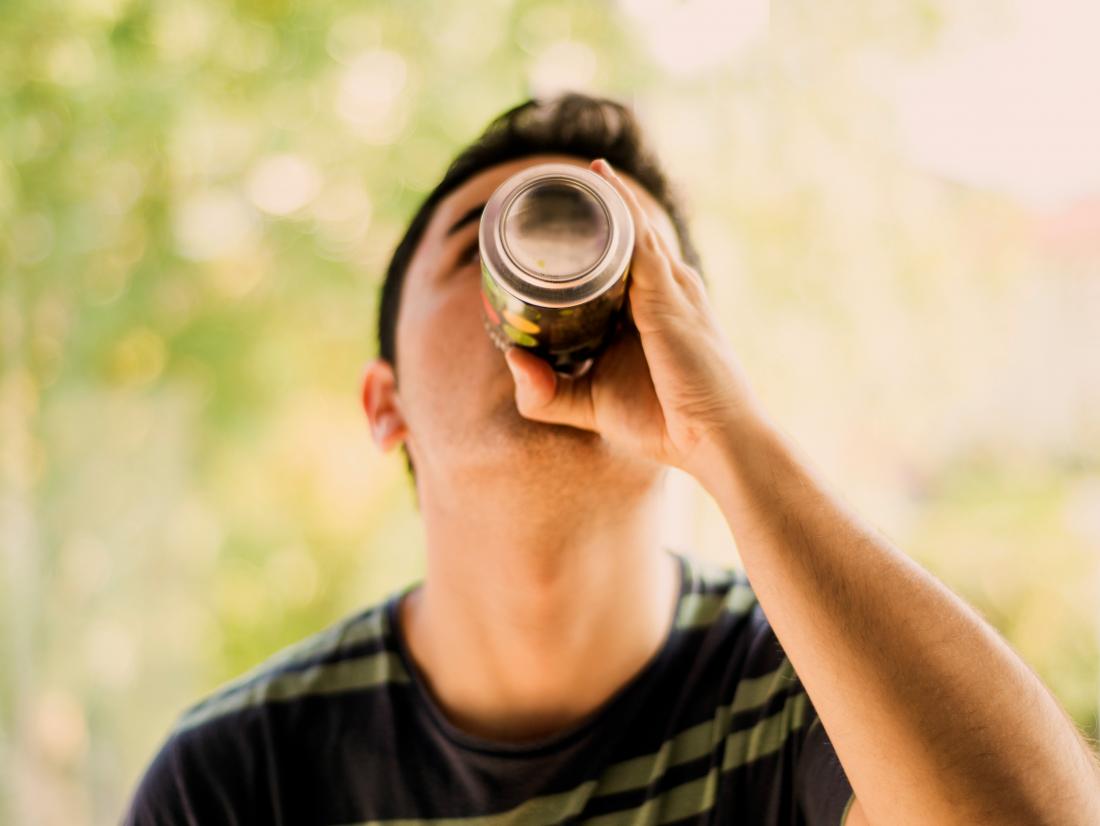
[361,358,409,452]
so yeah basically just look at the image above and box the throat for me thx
[395,549,683,745]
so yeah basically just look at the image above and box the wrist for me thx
[683,402,780,502]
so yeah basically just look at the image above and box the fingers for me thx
[591,159,676,295]
[591,158,708,309]
[504,347,597,432]
[649,222,709,300]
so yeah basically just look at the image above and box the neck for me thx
[399,468,681,744]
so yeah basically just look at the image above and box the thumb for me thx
[504,347,596,432]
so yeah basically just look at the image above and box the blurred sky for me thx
[893,0,1100,209]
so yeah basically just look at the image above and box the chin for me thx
[493,399,662,480]
[430,401,660,502]
[493,393,598,441]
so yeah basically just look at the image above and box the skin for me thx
[362,155,1100,824]
[361,153,687,746]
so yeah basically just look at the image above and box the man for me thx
[125,93,1100,824]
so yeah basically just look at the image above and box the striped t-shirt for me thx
[124,549,856,825]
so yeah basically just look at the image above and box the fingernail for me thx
[596,158,613,175]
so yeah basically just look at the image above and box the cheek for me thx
[416,284,491,360]
[396,284,498,399]
[452,282,490,334]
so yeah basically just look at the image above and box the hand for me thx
[503,157,767,481]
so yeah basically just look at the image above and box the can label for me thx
[480,264,629,374]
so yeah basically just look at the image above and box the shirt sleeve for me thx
[795,692,857,826]
[121,716,267,826]
[721,596,857,826]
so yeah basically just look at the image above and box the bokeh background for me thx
[3,0,1099,822]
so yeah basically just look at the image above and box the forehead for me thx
[410,153,681,276]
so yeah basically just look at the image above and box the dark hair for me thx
[377,91,703,484]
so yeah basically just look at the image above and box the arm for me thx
[693,410,1100,826]
[503,157,1100,825]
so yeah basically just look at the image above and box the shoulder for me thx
[123,592,412,824]
[674,549,758,631]
[674,550,815,742]
[670,553,854,820]
[675,549,780,669]
[173,595,406,733]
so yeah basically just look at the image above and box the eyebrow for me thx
[445,202,486,238]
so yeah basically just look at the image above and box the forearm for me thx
[695,412,1100,825]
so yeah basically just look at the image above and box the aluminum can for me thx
[479,162,635,377]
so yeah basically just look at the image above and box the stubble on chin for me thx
[429,388,661,504]
[488,391,602,447]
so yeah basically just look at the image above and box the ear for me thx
[361,358,409,453]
